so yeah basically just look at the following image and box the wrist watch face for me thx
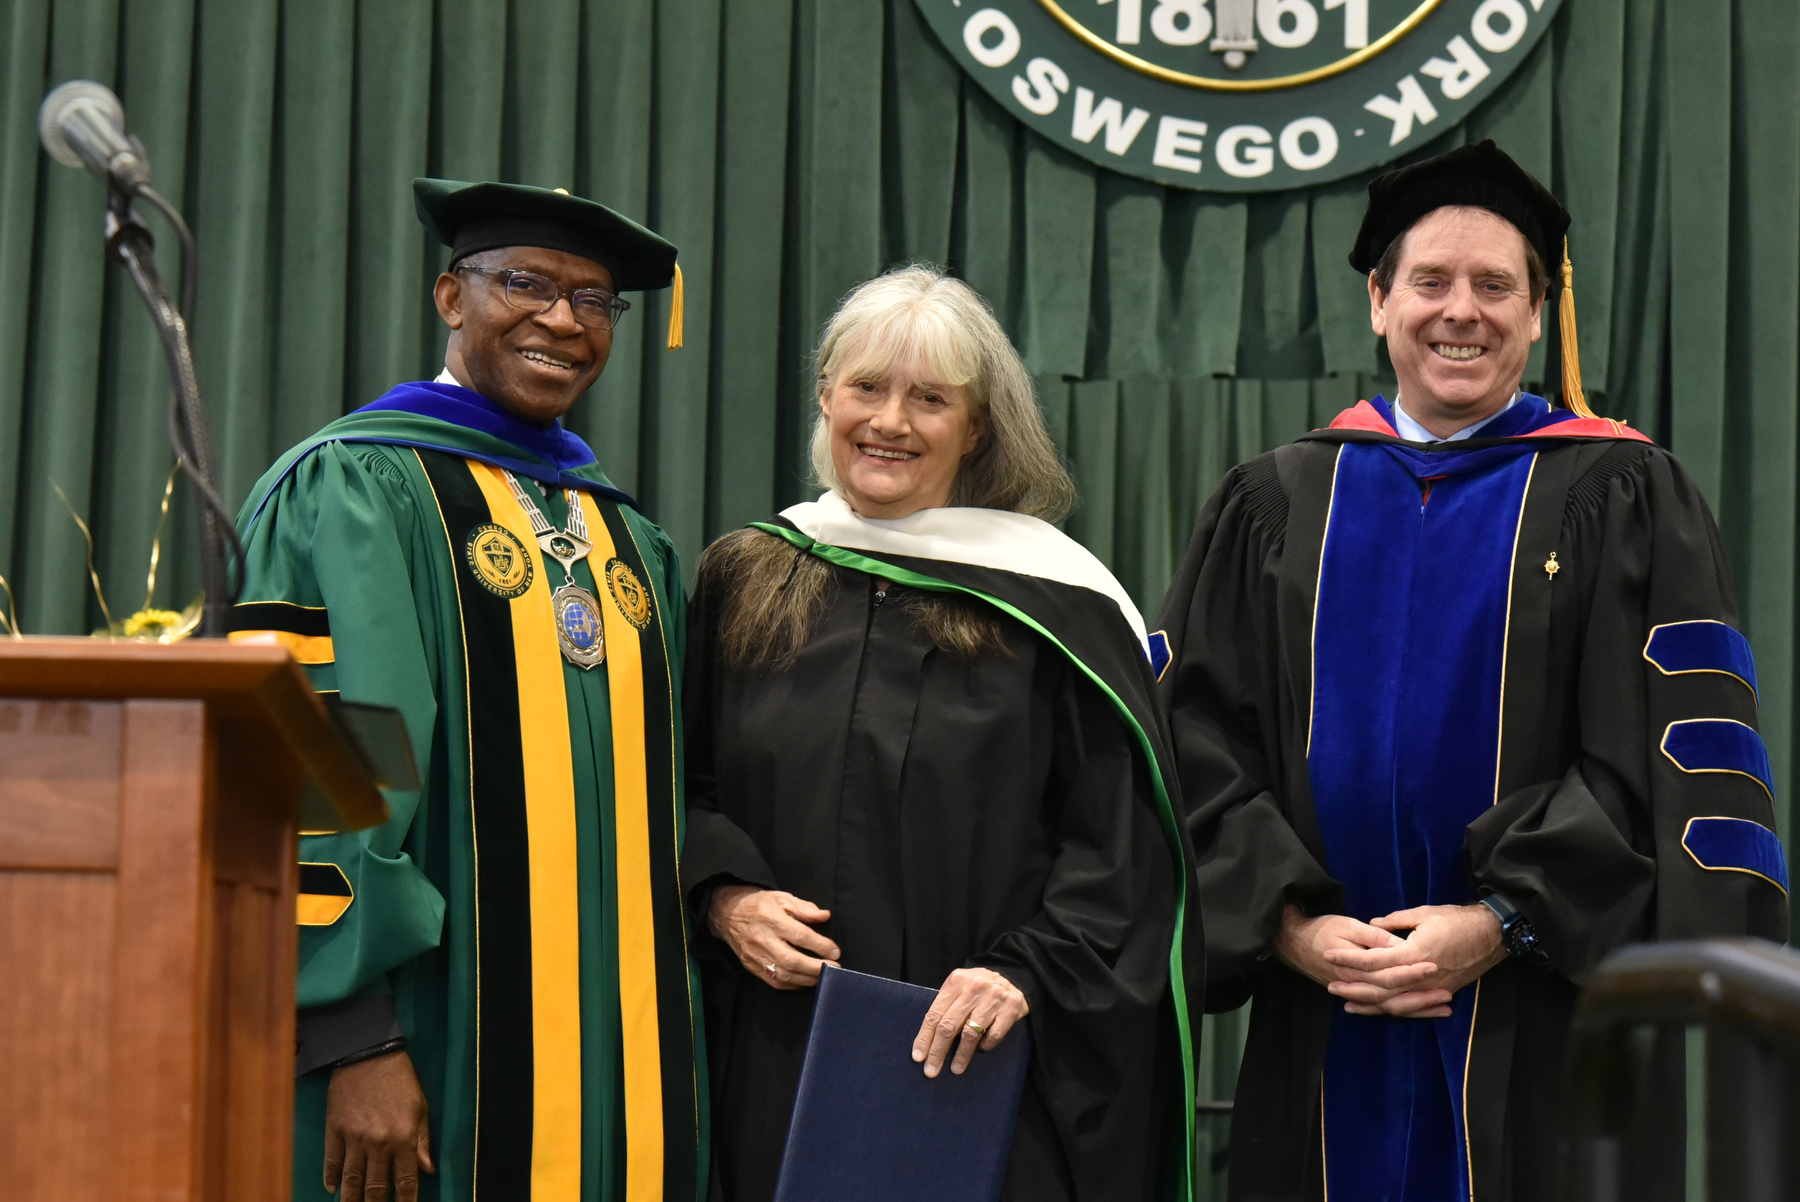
[1503,916,1540,959]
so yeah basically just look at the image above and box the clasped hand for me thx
[709,884,1028,1076]
[1275,902,1506,1018]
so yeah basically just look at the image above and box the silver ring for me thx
[765,963,778,977]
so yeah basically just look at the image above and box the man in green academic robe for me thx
[231,179,704,1202]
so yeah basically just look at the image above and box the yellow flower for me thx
[121,608,184,638]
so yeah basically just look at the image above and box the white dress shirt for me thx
[1391,391,1520,443]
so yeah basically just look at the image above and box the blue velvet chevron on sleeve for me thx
[1644,620,1758,698]
[1682,817,1789,893]
[1661,719,1775,802]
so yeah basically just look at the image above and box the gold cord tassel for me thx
[1559,237,1596,419]
[666,262,684,350]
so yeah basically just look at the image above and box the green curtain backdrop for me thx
[2,0,1796,1184]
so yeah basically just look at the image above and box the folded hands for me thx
[1275,902,1507,1018]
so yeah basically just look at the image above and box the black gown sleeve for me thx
[294,995,406,1077]
[680,563,780,951]
[965,656,1178,1202]
[1466,446,1788,979]
[1155,456,1337,1011]
[966,657,1176,1012]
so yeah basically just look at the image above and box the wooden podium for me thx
[0,639,388,1202]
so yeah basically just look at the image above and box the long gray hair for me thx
[808,265,1075,521]
[702,266,1072,669]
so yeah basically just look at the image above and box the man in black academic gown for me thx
[1156,140,1788,1202]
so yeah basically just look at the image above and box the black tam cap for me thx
[1348,140,1569,284]
[412,178,678,292]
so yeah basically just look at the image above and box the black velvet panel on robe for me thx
[1155,431,1789,1202]
[683,552,1180,1202]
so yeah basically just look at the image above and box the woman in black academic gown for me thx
[681,266,1201,1202]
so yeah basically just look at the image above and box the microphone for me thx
[36,79,240,635]
[38,80,150,192]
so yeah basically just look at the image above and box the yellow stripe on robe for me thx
[227,628,336,664]
[296,862,355,926]
[579,491,665,1202]
[468,462,584,1202]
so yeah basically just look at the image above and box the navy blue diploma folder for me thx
[772,963,1033,1202]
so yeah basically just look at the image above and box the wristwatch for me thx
[1479,893,1550,966]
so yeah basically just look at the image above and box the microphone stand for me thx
[102,184,240,637]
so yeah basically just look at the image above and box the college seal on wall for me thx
[466,523,534,599]
[913,0,1563,191]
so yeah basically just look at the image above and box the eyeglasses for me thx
[457,265,630,331]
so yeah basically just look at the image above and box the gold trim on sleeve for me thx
[297,861,354,926]
[1642,621,1758,701]
[1680,815,1789,896]
[229,628,335,664]
[1658,719,1775,805]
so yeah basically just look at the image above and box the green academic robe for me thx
[232,385,704,1202]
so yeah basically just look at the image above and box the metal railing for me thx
[1564,938,1800,1201]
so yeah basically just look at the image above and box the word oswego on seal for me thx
[605,558,655,630]
[914,0,1563,192]
[466,523,534,599]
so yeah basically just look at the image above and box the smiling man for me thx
[230,180,704,1202]
[1156,141,1785,1200]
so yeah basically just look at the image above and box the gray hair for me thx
[808,265,1075,522]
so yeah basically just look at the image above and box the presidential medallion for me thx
[606,558,654,630]
[553,583,606,668]
[466,524,533,598]
[496,470,617,664]
[542,530,592,572]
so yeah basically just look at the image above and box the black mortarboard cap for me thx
[1347,140,1570,284]
[412,178,677,292]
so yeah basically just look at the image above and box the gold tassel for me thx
[666,262,684,351]
[1559,237,1597,419]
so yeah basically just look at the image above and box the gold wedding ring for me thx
[964,1021,988,1036]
